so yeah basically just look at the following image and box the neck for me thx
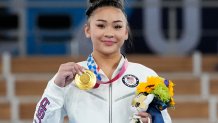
[92,52,122,79]
[92,52,121,67]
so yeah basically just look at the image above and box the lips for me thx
[102,40,116,46]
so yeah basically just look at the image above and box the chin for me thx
[101,50,117,55]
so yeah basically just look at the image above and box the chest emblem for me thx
[122,74,139,88]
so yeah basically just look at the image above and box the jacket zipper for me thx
[109,84,112,123]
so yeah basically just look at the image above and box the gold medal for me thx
[74,70,96,90]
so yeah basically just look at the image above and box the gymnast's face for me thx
[84,6,128,55]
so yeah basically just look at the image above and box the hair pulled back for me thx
[86,0,124,18]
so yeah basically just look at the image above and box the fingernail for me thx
[79,72,82,75]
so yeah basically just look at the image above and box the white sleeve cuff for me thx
[43,75,65,105]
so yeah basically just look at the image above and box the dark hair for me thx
[86,0,124,18]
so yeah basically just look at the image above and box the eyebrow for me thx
[96,19,123,23]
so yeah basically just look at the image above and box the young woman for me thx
[33,0,172,123]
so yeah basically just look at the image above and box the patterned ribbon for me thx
[87,54,102,80]
[87,54,128,88]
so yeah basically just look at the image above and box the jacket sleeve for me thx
[33,75,66,123]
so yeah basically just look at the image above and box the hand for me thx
[138,112,152,123]
[54,62,85,87]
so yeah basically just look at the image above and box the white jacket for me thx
[33,57,172,123]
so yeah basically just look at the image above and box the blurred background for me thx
[0,0,218,123]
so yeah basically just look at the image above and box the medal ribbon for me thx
[87,54,128,88]
[87,55,102,80]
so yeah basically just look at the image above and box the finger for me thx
[77,66,85,74]
[77,65,86,73]
[139,112,152,123]
[63,63,81,75]
[138,112,149,118]
[65,74,75,86]
[147,116,151,123]
[59,63,75,72]
[66,74,74,81]
[59,63,85,76]
[74,64,83,75]
[62,71,74,78]
[58,66,74,76]
[141,117,150,123]
[60,64,79,75]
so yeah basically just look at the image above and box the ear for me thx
[84,24,91,38]
[124,26,129,40]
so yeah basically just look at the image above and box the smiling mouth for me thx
[102,40,116,46]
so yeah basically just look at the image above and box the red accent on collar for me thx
[97,66,100,71]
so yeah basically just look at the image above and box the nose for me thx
[104,27,114,38]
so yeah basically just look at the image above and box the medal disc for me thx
[74,70,96,90]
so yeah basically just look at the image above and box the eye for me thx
[114,25,122,29]
[96,24,105,28]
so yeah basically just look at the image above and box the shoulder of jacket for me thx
[128,62,158,76]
